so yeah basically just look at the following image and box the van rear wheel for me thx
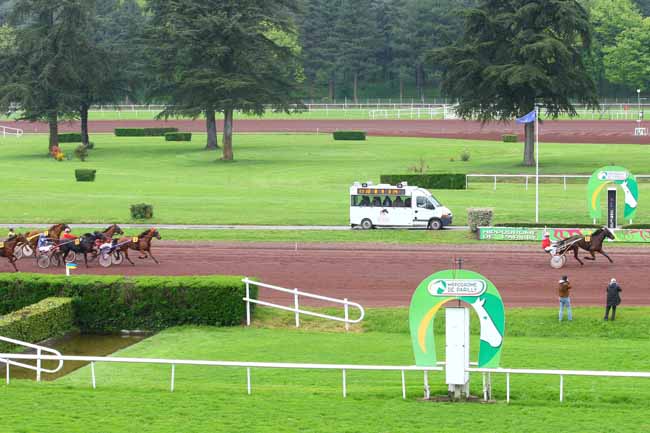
[360,219,373,230]
[428,219,443,230]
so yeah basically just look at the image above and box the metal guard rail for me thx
[242,278,365,330]
[0,335,64,382]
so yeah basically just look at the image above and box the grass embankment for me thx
[2,133,650,226]
[3,307,650,432]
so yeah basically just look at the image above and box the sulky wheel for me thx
[550,255,565,269]
[111,251,124,265]
[37,255,51,269]
[64,251,77,263]
[98,253,112,268]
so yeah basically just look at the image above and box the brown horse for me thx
[24,223,70,253]
[116,228,161,265]
[97,224,124,240]
[563,227,616,266]
[1,234,27,271]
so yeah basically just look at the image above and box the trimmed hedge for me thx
[380,174,466,189]
[623,224,650,229]
[58,133,83,143]
[0,297,74,352]
[165,132,192,141]
[75,169,96,182]
[131,203,153,219]
[494,223,600,228]
[502,134,518,143]
[333,131,366,140]
[114,127,179,137]
[0,274,255,332]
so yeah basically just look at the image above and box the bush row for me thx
[58,133,83,143]
[75,169,96,182]
[130,203,154,219]
[0,297,74,352]
[502,134,518,143]
[165,132,192,141]
[0,274,256,332]
[333,131,366,140]
[114,128,179,137]
[380,174,466,189]
[622,224,650,229]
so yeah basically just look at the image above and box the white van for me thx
[349,181,453,230]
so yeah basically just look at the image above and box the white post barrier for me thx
[91,362,96,389]
[424,371,430,399]
[36,348,41,382]
[247,367,251,395]
[171,364,175,392]
[245,280,251,326]
[294,289,300,328]
[506,372,510,403]
[342,369,347,398]
[401,370,406,400]
[344,299,349,332]
[560,375,564,402]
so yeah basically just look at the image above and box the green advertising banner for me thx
[587,166,639,220]
[409,270,505,369]
[478,227,650,243]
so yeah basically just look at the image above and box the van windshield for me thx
[429,196,441,207]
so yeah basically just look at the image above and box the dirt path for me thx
[6,241,649,308]
[5,118,650,144]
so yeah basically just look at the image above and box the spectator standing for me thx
[605,278,622,321]
[558,275,572,322]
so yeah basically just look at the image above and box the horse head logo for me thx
[471,297,503,348]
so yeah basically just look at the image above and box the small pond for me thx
[1,331,150,381]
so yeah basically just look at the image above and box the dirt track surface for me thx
[6,241,649,308]
[5,119,650,144]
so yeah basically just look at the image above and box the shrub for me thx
[165,132,192,141]
[460,148,471,162]
[74,144,89,161]
[407,157,429,173]
[333,131,366,140]
[58,133,82,143]
[0,274,255,332]
[115,128,179,137]
[502,134,518,143]
[86,141,95,150]
[468,208,493,232]
[75,169,96,182]
[130,203,153,219]
[380,174,466,189]
[0,297,74,351]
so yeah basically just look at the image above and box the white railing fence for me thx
[368,106,443,120]
[242,278,365,331]
[2,351,649,404]
[0,335,63,383]
[466,174,650,191]
[0,125,24,137]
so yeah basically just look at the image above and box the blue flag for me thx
[515,110,536,124]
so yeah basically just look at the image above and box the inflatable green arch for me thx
[409,270,505,368]
[588,166,639,220]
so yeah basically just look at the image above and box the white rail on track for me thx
[0,353,442,399]
[242,278,365,331]
[0,125,23,137]
[466,173,650,191]
[0,335,63,383]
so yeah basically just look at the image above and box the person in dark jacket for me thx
[558,275,572,321]
[604,278,622,321]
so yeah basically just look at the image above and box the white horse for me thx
[471,297,503,348]
[621,181,638,209]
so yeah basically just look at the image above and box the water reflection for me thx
[0,331,150,381]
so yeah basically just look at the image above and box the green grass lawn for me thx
[2,133,650,226]
[3,307,650,432]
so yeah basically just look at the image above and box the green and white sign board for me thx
[588,166,639,220]
[409,270,505,369]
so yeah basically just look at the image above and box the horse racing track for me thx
[8,241,650,307]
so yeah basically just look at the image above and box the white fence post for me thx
[342,369,347,398]
[564,176,567,191]
[344,299,349,332]
[560,375,564,402]
[506,373,510,403]
[247,367,251,395]
[91,362,96,389]
[424,371,430,399]
[294,289,300,328]
[401,370,406,400]
[171,364,175,392]
[245,280,251,326]
[494,175,497,191]
[36,348,41,382]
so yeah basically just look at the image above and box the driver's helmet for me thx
[64,228,71,233]
[543,232,550,238]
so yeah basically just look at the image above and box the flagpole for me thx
[535,105,539,223]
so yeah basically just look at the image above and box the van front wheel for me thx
[360,219,374,230]
[428,219,443,230]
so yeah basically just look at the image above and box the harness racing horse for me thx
[1,234,27,272]
[116,228,162,265]
[24,223,70,255]
[97,224,124,241]
[56,232,105,268]
[563,227,616,266]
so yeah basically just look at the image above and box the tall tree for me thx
[147,0,303,160]
[434,0,598,166]
[0,0,93,151]
[603,17,650,92]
